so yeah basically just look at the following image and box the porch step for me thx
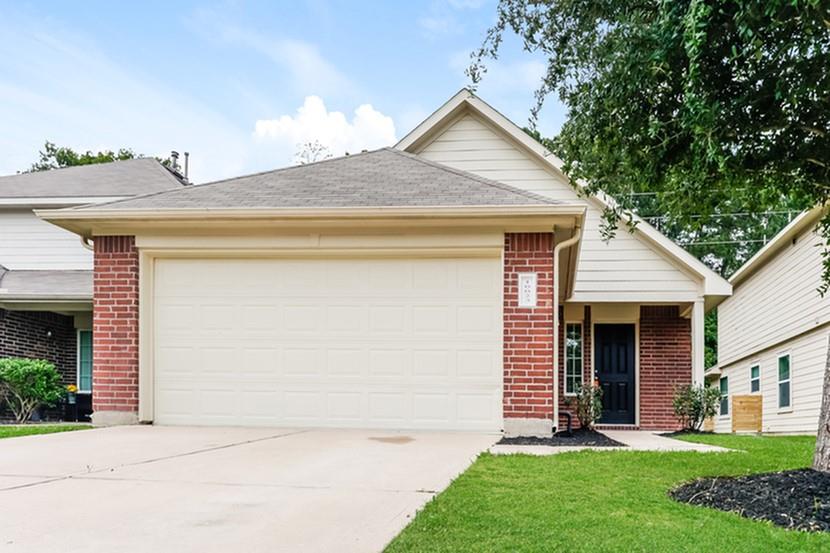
[595,424,640,431]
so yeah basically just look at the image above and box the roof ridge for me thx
[79,148,388,210]
[0,156,158,181]
[385,147,560,205]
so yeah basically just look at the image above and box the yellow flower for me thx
[66,384,78,393]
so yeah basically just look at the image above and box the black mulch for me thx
[497,428,626,447]
[670,468,830,532]
[659,430,713,438]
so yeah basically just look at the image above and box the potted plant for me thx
[66,384,78,405]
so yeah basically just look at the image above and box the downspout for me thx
[80,236,94,251]
[552,226,581,433]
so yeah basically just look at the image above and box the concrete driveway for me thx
[0,426,496,553]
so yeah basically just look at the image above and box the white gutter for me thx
[552,226,582,431]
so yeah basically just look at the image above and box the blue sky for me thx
[0,0,566,183]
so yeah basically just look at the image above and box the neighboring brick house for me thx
[39,90,731,435]
[0,159,185,420]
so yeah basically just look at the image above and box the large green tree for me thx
[473,0,830,468]
[472,0,828,270]
[28,141,138,172]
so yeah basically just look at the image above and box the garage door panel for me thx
[153,257,502,430]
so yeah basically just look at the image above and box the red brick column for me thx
[503,233,554,437]
[92,236,139,425]
[639,305,691,430]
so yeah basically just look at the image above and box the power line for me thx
[643,210,796,221]
[678,239,769,246]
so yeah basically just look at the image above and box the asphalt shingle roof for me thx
[0,269,92,300]
[0,158,184,199]
[70,148,563,211]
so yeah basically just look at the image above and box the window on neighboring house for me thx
[565,323,583,396]
[719,376,729,416]
[78,330,93,393]
[750,364,760,393]
[778,354,791,409]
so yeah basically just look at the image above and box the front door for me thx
[594,324,636,425]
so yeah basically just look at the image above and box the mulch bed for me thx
[498,428,626,447]
[670,468,830,532]
[659,430,713,438]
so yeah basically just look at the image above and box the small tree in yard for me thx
[673,384,720,432]
[0,358,65,423]
[568,383,603,430]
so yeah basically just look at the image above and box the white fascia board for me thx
[729,205,825,287]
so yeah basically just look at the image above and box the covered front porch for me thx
[554,301,705,431]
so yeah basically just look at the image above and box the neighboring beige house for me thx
[38,90,731,435]
[711,206,829,434]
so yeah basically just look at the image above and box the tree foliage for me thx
[28,141,138,172]
[294,140,333,165]
[0,358,65,423]
[471,0,830,283]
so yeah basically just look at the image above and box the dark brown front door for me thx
[594,324,636,425]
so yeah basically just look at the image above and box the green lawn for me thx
[0,424,89,440]
[386,434,829,552]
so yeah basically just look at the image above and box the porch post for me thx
[691,299,705,385]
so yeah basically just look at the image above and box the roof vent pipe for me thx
[170,151,179,171]
[184,152,190,181]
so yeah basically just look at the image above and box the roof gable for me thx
[397,89,732,302]
[729,205,825,286]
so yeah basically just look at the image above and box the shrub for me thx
[672,384,720,431]
[0,358,65,423]
[566,383,603,429]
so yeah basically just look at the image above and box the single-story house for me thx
[0,159,186,419]
[711,206,828,434]
[38,90,731,436]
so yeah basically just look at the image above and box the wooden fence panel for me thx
[732,395,762,432]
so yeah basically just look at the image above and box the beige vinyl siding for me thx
[718,223,829,365]
[715,326,828,433]
[417,113,701,302]
[0,208,92,270]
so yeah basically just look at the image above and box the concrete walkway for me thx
[0,426,497,553]
[490,430,730,455]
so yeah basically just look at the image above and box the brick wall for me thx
[640,305,691,430]
[0,309,76,384]
[558,305,592,429]
[503,233,554,423]
[93,236,139,415]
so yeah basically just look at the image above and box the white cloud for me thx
[187,9,355,98]
[253,96,397,164]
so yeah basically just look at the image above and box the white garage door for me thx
[152,257,503,430]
